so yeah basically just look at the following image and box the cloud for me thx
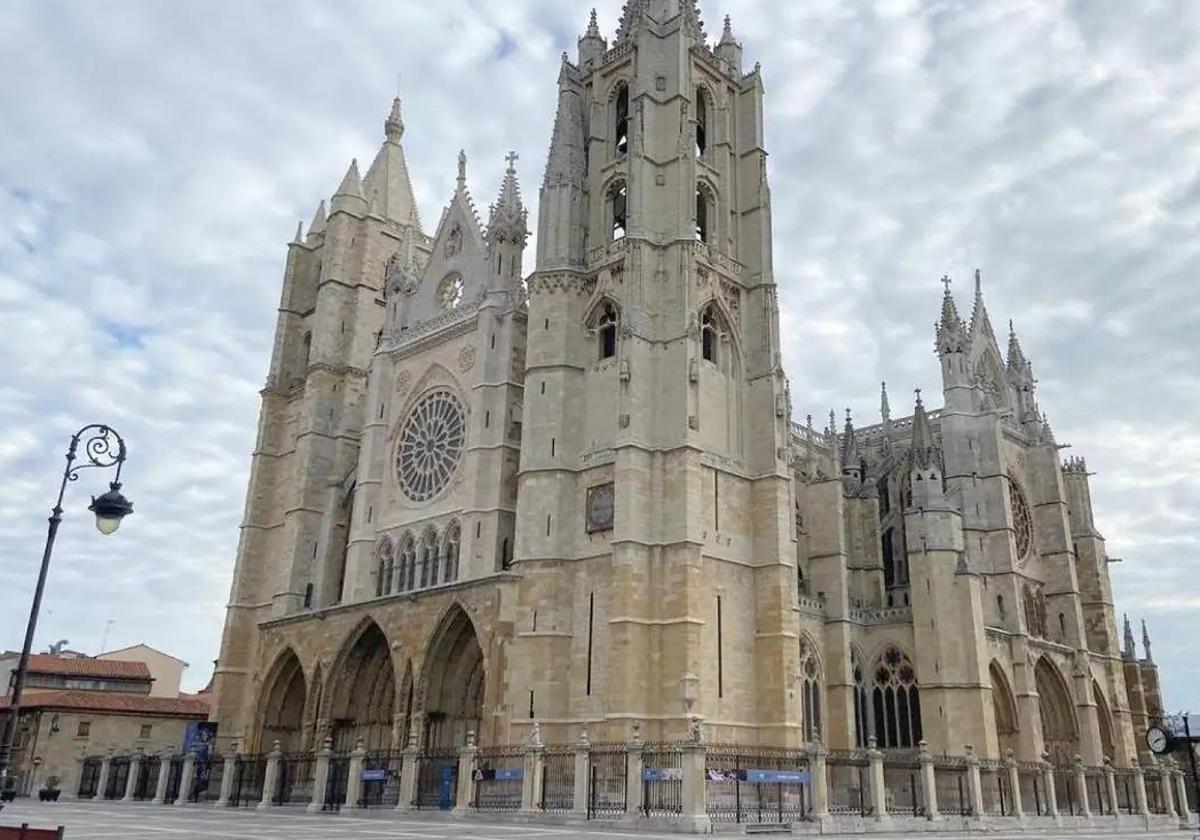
[0,0,1197,709]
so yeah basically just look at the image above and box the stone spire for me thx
[1123,614,1137,661]
[910,389,937,468]
[586,7,601,38]
[968,268,998,346]
[291,220,304,245]
[364,97,422,229]
[579,9,607,65]
[840,410,864,495]
[543,61,586,188]
[306,199,327,243]
[487,152,529,245]
[1142,619,1153,663]
[331,159,367,217]
[716,15,743,72]
[1007,320,1028,375]
[936,276,967,355]
[457,149,468,192]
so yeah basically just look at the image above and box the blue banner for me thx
[642,767,683,782]
[494,768,524,781]
[183,722,218,760]
[746,769,810,785]
[362,769,388,782]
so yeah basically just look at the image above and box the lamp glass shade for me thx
[95,514,122,535]
[88,485,133,536]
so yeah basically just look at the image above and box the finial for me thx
[915,387,923,407]
[506,150,519,173]
[941,275,953,293]
[1123,613,1136,660]
[586,8,601,38]
[292,220,304,244]
[881,381,891,424]
[720,14,735,44]
[828,409,837,437]
[974,268,983,300]
[385,97,405,142]
[457,149,467,189]
[1142,619,1153,663]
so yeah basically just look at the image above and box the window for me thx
[695,185,711,243]
[853,652,869,748]
[300,331,312,371]
[139,724,152,740]
[1008,471,1034,560]
[76,721,90,738]
[695,86,708,158]
[610,182,627,240]
[871,647,922,748]
[1024,585,1047,638]
[420,529,438,588]
[400,536,417,592]
[395,390,466,503]
[442,523,461,584]
[375,540,395,597]
[798,639,822,743]
[597,303,618,360]
[303,583,314,609]
[614,83,629,156]
[437,273,464,310]
[701,305,718,363]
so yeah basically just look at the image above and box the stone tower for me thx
[507,2,797,743]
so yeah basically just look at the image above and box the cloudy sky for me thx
[1,0,1197,705]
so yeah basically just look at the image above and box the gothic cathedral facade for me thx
[212,2,1163,769]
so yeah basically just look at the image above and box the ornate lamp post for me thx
[680,672,701,742]
[0,425,133,788]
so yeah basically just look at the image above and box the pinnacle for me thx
[911,389,935,460]
[457,149,468,191]
[487,151,529,244]
[335,159,364,199]
[880,381,891,424]
[385,97,405,143]
[308,200,327,236]
[720,14,736,44]
[586,8,601,38]
[969,268,996,341]
[1007,320,1028,372]
[291,220,304,244]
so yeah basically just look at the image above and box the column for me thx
[62,753,85,802]
[258,741,282,811]
[123,749,144,803]
[216,750,238,808]
[96,750,113,802]
[454,733,477,814]
[395,735,420,813]
[1041,755,1059,819]
[1173,766,1192,825]
[1131,759,1149,817]
[868,738,888,820]
[1104,759,1119,820]
[346,740,368,812]
[307,738,333,814]
[918,741,939,820]
[572,732,590,819]
[1074,756,1091,818]
[965,745,985,819]
[153,751,172,804]
[809,741,829,821]
[175,751,196,806]
[1160,760,1177,818]
[1004,749,1024,819]
[624,740,644,819]
[521,731,546,815]
[679,739,710,832]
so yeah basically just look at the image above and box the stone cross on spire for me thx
[506,150,519,172]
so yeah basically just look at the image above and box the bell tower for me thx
[508,3,797,744]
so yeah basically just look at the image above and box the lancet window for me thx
[871,647,922,748]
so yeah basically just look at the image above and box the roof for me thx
[21,655,152,681]
[99,644,189,666]
[0,691,209,718]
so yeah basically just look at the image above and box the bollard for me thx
[573,729,590,819]
[216,749,238,808]
[1131,759,1149,817]
[918,740,939,820]
[258,741,282,811]
[454,732,477,814]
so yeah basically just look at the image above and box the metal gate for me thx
[323,756,350,811]
[164,758,183,804]
[229,756,266,807]
[472,746,522,812]
[273,754,315,806]
[359,751,403,808]
[104,756,130,800]
[541,748,575,813]
[415,749,458,810]
[133,757,158,801]
[77,758,102,799]
[587,744,627,819]
[705,745,810,824]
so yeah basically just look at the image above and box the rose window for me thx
[396,390,465,502]
[1008,472,1033,559]
[438,273,464,310]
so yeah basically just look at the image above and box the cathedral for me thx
[211,0,1164,773]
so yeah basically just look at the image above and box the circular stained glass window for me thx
[396,390,465,502]
[1008,471,1033,560]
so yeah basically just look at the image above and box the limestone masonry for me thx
[212,1,1165,776]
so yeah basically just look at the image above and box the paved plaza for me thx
[0,802,1194,840]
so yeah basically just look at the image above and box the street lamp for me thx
[680,672,701,742]
[0,425,133,789]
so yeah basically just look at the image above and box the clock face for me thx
[587,483,615,532]
[1146,727,1169,755]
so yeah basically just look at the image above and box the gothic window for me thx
[399,535,416,592]
[798,638,822,743]
[301,331,312,372]
[420,528,438,588]
[871,647,922,748]
[442,522,461,583]
[1007,472,1034,560]
[1023,584,1047,638]
[398,535,417,592]
[437,273,464,310]
[375,539,395,598]
[446,223,463,257]
[396,390,466,503]
[881,528,896,589]
[596,302,618,361]
[695,185,710,243]
[695,86,709,158]
[701,305,718,363]
[614,83,629,156]
[610,182,628,240]
[853,651,869,748]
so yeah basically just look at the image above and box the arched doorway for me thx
[257,649,307,753]
[422,605,485,750]
[1035,657,1079,765]
[989,661,1018,759]
[1093,680,1116,761]
[328,622,396,753]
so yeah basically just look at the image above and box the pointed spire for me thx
[828,409,837,441]
[1007,320,1028,373]
[457,150,468,191]
[291,220,304,245]
[307,199,327,240]
[936,275,967,355]
[586,8,601,38]
[880,382,891,424]
[335,159,364,199]
[487,151,529,246]
[385,97,405,143]
[617,0,704,43]
[910,388,938,468]
[720,15,735,44]
[1123,614,1137,661]
[841,409,859,470]
[1141,620,1153,663]
[969,268,997,344]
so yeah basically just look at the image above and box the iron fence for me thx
[415,748,458,811]
[540,748,575,813]
[1053,766,1078,815]
[1087,768,1109,815]
[273,753,315,806]
[705,745,810,824]
[190,757,225,804]
[104,756,130,800]
[587,743,628,819]
[882,754,923,816]
[472,746,523,812]
[641,746,683,817]
[1017,764,1045,816]
[1145,769,1168,815]
[164,757,183,804]
[979,763,1010,816]
[1115,769,1135,814]
[133,757,158,801]
[229,755,267,808]
[359,750,403,808]
[934,759,970,816]
[77,758,101,799]
[826,750,869,817]
[324,755,350,812]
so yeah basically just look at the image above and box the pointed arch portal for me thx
[1035,657,1079,765]
[989,661,1018,759]
[329,622,396,753]
[257,649,307,753]
[422,606,485,750]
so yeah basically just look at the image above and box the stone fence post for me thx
[1173,765,1192,825]
[258,741,282,810]
[868,738,887,820]
[454,732,477,814]
[346,739,367,812]
[1005,749,1024,818]
[965,745,985,818]
[918,740,939,820]
[153,749,172,804]
[122,749,143,802]
[1159,758,1177,818]
[307,738,333,814]
[624,732,645,820]
[680,733,710,832]
[216,749,238,808]
[175,751,196,806]
[395,733,420,813]
[522,725,546,814]
[1073,755,1090,817]
[809,740,829,821]
[572,731,590,819]
[1131,759,1149,817]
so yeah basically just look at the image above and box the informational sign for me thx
[494,768,524,781]
[745,769,810,785]
[362,769,388,782]
[182,722,218,761]
[642,767,684,782]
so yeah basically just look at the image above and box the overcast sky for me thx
[1,0,1197,704]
